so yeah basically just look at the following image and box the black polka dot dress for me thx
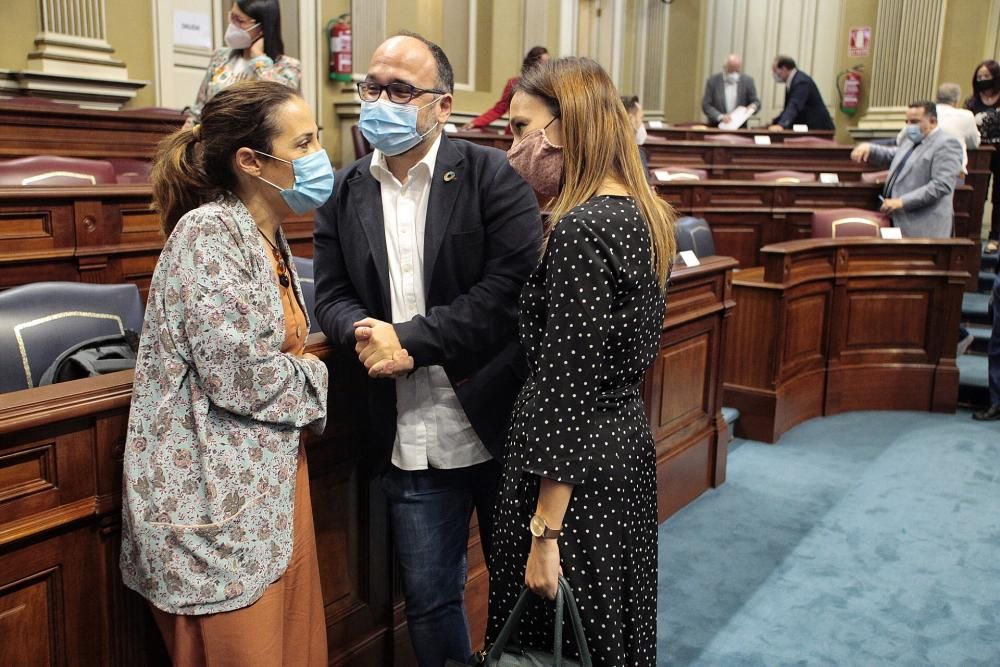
[487,195,665,666]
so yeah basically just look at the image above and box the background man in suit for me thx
[701,54,760,127]
[313,33,541,666]
[768,55,835,130]
[897,83,980,174]
[851,101,964,238]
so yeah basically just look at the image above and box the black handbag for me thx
[456,576,592,667]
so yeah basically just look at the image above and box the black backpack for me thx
[39,330,140,385]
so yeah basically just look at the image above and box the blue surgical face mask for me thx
[255,149,335,214]
[360,97,441,156]
[905,123,924,144]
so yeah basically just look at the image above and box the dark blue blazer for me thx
[313,134,542,469]
[772,70,835,130]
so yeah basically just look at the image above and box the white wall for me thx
[153,0,316,113]
[700,0,844,126]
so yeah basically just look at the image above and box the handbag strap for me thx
[486,586,533,662]
[487,577,593,667]
[558,576,592,667]
[553,584,565,664]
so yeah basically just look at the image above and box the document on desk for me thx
[718,106,752,131]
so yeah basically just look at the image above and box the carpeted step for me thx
[980,270,997,293]
[962,292,991,325]
[957,354,990,407]
[966,323,992,355]
[721,406,740,443]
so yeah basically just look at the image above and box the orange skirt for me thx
[150,446,326,667]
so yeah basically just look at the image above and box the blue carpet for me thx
[658,410,1000,666]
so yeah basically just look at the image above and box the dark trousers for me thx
[382,459,500,667]
[989,273,1000,405]
[989,152,1000,240]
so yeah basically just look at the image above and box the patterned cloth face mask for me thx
[506,117,564,199]
[255,149,336,214]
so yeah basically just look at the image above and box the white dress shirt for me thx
[784,69,798,91]
[369,134,492,471]
[724,76,738,113]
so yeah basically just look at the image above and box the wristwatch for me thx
[529,514,562,539]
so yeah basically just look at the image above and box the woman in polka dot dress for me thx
[487,57,676,667]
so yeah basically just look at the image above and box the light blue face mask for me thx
[905,123,924,144]
[255,148,335,214]
[359,97,440,156]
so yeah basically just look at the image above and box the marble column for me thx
[857,0,947,130]
[0,0,145,109]
[351,0,386,76]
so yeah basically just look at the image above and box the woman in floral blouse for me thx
[121,81,332,666]
[185,0,301,124]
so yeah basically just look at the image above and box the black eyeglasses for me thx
[356,81,446,105]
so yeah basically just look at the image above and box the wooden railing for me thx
[722,237,972,443]
[0,254,736,665]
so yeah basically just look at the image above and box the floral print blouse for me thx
[187,47,301,121]
[120,196,328,615]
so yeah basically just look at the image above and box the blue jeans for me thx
[382,460,500,667]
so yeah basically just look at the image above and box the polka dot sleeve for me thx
[521,215,618,486]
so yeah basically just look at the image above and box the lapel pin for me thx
[443,170,456,182]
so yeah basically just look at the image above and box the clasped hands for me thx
[353,317,415,379]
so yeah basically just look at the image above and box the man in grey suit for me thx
[851,100,963,237]
[702,54,760,127]
[896,84,979,174]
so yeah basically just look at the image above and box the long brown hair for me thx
[516,57,676,288]
[152,80,300,235]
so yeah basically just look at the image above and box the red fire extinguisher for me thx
[837,65,863,115]
[327,14,352,82]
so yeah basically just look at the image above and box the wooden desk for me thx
[459,126,837,144]
[0,102,183,160]
[648,255,736,520]
[0,254,735,665]
[448,129,511,150]
[646,125,836,143]
[451,129,990,286]
[645,140,992,287]
[654,179,975,270]
[0,338,399,666]
[450,133,872,177]
[0,185,314,302]
[722,238,972,443]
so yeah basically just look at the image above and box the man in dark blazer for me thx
[769,55,835,130]
[702,54,760,127]
[313,33,541,667]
